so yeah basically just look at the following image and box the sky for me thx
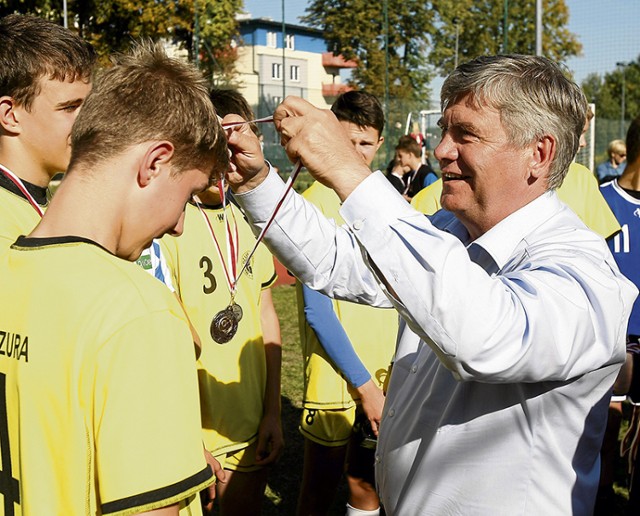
[242,0,640,99]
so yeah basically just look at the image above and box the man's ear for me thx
[529,135,556,181]
[0,96,20,135]
[138,141,175,187]
[376,135,385,153]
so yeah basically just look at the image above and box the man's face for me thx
[15,77,91,179]
[339,121,382,168]
[434,94,541,239]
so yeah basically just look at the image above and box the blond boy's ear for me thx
[137,141,175,188]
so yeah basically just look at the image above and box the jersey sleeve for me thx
[136,240,176,292]
[255,241,277,289]
[302,283,371,388]
[93,310,212,514]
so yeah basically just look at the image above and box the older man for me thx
[226,55,637,515]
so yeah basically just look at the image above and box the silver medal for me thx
[210,306,239,344]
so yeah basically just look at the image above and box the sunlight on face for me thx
[339,121,383,168]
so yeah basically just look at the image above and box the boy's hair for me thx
[607,139,626,157]
[331,90,384,137]
[395,135,422,158]
[210,88,260,136]
[69,42,229,179]
[626,117,640,166]
[0,14,96,110]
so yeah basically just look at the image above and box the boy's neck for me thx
[617,162,640,191]
[0,147,54,188]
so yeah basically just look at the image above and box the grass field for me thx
[262,284,632,515]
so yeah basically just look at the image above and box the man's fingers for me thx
[273,95,315,126]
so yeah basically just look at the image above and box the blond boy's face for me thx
[128,167,211,261]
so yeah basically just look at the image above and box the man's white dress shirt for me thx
[237,170,638,515]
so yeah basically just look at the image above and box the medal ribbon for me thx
[217,113,305,284]
[193,181,239,294]
[0,164,45,217]
[235,160,304,281]
[221,115,274,129]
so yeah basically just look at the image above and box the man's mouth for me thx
[442,173,468,182]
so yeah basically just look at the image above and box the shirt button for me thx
[388,409,395,417]
[375,455,381,464]
[411,365,418,373]
[352,219,363,230]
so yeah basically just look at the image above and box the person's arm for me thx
[231,99,635,384]
[339,173,637,382]
[255,288,284,466]
[303,283,386,432]
[302,284,370,388]
[234,168,391,308]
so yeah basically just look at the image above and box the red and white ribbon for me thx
[0,164,44,217]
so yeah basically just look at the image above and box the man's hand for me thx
[274,96,372,201]
[223,114,270,193]
[355,378,386,436]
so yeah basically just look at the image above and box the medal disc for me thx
[231,303,243,322]
[210,307,239,344]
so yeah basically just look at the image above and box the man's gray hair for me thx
[441,54,587,190]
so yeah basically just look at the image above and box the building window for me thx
[271,63,282,80]
[267,31,277,48]
[285,34,295,50]
[290,65,300,82]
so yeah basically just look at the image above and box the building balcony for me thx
[322,52,357,69]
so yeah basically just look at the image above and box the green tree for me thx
[303,0,582,91]
[302,0,435,103]
[581,57,640,151]
[429,0,582,76]
[0,0,57,18]
[582,58,640,122]
[0,0,241,84]
[195,0,242,85]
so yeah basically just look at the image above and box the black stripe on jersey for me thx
[261,271,278,289]
[12,235,112,254]
[101,465,212,514]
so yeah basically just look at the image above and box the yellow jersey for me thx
[0,236,212,515]
[161,202,276,456]
[0,178,44,255]
[299,182,398,409]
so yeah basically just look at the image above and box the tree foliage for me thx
[302,0,435,102]
[303,0,582,96]
[0,0,240,83]
[581,57,640,123]
[429,0,581,76]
